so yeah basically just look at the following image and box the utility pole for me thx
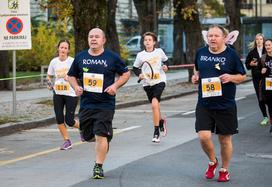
[259,0,262,17]
[255,0,258,17]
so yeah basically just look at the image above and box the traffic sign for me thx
[6,17,23,35]
[0,0,31,50]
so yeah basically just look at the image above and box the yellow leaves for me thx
[16,22,74,71]
[181,5,198,21]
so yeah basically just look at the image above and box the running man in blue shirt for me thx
[68,28,130,179]
[192,25,246,182]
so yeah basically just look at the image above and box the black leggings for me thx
[253,78,268,117]
[264,92,272,121]
[53,94,78,126]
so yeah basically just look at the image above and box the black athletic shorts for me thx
[79,108,115,142]
[143,82,165,103]
[53,94,78,127]
[195,106,238,135]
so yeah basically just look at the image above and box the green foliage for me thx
[202,0,225,17]
[119,43,130,65]
[17,23,58,71]
[16,21,74,71]
[0,116,19,125]
[181,5,198,21]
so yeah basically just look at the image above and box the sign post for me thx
[0,0,32,115]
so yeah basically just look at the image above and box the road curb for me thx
[0,78,252,137]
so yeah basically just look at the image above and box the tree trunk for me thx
[223,0,242,55]
[71,0,107,53]
[180,0,202,82]
[0,51,10,90]
[133,0,157,36]
[173,0,185,65]
[133,0,168,49]
[105,0,120,54]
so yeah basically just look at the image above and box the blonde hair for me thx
[248,33,265,50]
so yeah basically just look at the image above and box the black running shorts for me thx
[195,106,238,135]
[143,82,165,103]
[53,94,78,127]
[79,109,115,142]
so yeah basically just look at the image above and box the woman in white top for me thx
[133,32,169,143]
[47,39,80,150]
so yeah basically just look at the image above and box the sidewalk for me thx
[0,70,189,103]
[0,70,196,136]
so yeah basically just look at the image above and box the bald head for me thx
[88,28,106,54]
[88,28,105,38]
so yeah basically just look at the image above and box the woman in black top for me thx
[261,39,272,133]
[245,33,268,126]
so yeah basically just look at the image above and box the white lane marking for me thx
[246,153,272,159]
[26,126,141,133]
[116,109,185,113]
[114,126,141,133]
[235,96,246,101]
[25,128,79,132]
[0,126,140,166]
[182,110,195,115]
[0,148,14,154]
[238,116,245,121]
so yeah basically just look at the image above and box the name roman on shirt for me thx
[83,59,108,67]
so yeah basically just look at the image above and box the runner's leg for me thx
[218,135,232,170]
[198,131,217,163]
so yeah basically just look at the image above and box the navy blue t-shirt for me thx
[195,46,246,109]
[68,49,129,110]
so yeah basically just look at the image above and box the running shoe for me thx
[205,158,218,179]
[260,117,269,126]
[60,139,72,150]
[152,129,160,143]
[92,165,104,179]
[217,168,230,182]
[159,117,167,136]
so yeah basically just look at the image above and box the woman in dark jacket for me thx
[260,39,272,133]
[245,33,268,126]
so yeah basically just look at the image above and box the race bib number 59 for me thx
[83,73,104,93]
[201,77,222,98]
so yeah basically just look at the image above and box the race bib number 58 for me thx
[83,73,104,93]
[201,77,222,98]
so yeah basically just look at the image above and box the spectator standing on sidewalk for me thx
[47,39,80,150]
[260,39,272,133]
[245,33,269,126]
[192,25,246,182]
[68,28,130,179]
[133,32,168,143]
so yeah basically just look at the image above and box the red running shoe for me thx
[205,158,218,179]
[217,168,230,182]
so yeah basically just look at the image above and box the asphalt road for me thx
[1,82,272,187]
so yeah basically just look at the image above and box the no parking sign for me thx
[0,0,32,50]
[6,17,24,34]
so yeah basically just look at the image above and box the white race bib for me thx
[54,79,71,95]
[201,77,222,98]
[265,78,272,90]
[83,73,104,93]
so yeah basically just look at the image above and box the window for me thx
[127,39,138,46]
[241,0,253,9]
